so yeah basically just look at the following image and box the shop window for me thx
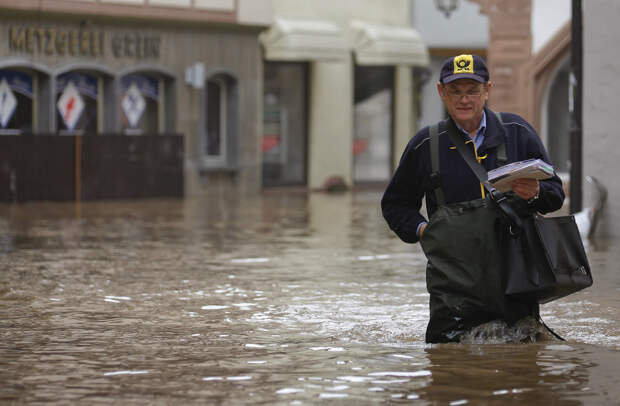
[262,62,308,187]
[204,73,237,167]
[56,72,99,135]
[546,64,570,173]
[120,74,162,135]
[206,78,226,158]
[0,69,34,135]
[353,66,394,183]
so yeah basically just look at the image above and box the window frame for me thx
[205,77,227,161]
[0,68,35,135]
[119,73,163,136]
[261,61,309,187]
[352,65,395,184]
[55,70,101,136]
[202,72,237,170]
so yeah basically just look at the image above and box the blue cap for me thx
[440,54,490,84]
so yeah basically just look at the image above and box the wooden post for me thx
[75,135,82,216]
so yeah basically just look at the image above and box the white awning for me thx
[350,21,429,67]
[260,18,348,62]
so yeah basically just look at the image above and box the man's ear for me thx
[436,82,446,101]
[484,81,492,100]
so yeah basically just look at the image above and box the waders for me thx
[420,197,535,343]
[421,121,537,343]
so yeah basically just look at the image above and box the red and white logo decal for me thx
[57,81,85,131]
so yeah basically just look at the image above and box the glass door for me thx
[262,62,308,187]
[353,66,394,183]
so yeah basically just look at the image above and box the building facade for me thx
[260,0,429,190]
[411,0,489,130]
[413,0,574,202]
[471,0,572,178]
[0,0,271,200]
[583,0,620,237]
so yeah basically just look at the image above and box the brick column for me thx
[470,0,533,121]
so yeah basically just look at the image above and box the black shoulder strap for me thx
[445,119,522,228]
[495,111,507,165]
[445,119,490,187]
[429,122,445,206]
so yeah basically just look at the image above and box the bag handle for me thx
[444,118,523,229]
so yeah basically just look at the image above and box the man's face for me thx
[437,79,490,129]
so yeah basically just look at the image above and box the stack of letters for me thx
[487,158,555,192]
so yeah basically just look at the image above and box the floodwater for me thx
[0,190,619,405]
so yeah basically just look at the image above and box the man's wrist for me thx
[416,222,428,237]
[527,188,540,204]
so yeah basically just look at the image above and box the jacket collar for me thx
[477,107,506,153]
[444,107,505,152]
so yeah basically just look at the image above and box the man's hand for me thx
[419,223,427,237]
[510,178,539,200]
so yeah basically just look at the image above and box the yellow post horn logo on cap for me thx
[453,54,474,74]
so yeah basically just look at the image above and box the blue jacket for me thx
[381,108,565,243]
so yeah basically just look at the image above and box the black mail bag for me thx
[445,122,593,305]
[500,211,593,304]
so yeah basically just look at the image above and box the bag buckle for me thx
[428,171,442,189]
[489,188,506,204]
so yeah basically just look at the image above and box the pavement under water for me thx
[0,191,619,404]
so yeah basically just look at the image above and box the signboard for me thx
[0,70,33,131]
[121,74,159,130]
[0,78,17,128]
[7,26,161,59]
[122,83,146,128]
[57,81,85,131]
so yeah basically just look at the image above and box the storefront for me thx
[0,0,270,201]
[262,61,309,187]
[260,1,429,190]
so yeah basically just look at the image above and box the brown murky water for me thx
[1,191,619,405]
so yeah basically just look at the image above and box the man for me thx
[381,54,565,343]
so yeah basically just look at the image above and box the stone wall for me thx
[583,0,620,237]
[471,0,532,121]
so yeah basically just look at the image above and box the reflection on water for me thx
[1,191,619,404]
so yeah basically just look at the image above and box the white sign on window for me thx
[0,78,17,129]
[121,82,146,128]
[57,81,85,131]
